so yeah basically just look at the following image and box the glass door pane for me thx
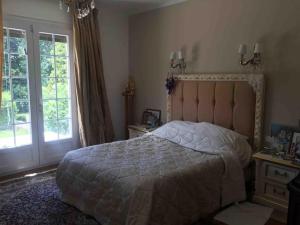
[39,33,72,142]
[0,28,32,148]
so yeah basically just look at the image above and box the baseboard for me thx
[0,164,57,183]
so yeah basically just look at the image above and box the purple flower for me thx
[165,77,176,95]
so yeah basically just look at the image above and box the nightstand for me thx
[128,125,157,139]
[253,152,300,223]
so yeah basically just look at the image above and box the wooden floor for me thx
[0,164,57,182]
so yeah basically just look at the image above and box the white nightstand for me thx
[128,125,157,139]
[253,152,300,223]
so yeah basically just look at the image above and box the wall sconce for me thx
[239,43,262,67]
[170,51,186,73]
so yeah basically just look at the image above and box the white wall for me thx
[99,6,129,140]
[130,0,300,134]
[3,0,71,24]
[3,0,129,140]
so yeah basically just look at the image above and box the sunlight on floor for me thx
[24,173,38,177]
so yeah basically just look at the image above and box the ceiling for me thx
[96,0,188,15]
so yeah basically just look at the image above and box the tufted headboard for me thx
[167,74,265,151]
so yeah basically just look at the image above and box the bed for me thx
[56,73,265,225]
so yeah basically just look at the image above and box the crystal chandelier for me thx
[59,0,96,18]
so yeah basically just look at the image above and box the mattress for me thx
[56,121,250,225]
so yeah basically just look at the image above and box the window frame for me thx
[1,27,32,148]
[0,16,79,175]
[38,32,73,142]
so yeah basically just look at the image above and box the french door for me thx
[0,17,79,176]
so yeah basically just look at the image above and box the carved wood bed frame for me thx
[167,74,265,151]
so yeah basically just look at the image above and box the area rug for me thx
[0,170,99,225]
[0,170,213,225]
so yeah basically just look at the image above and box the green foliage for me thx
[0,105,12,127]
[0,93,13,128]
[39,36,70,135]
[15,114,27,123]
[2,91,11,102]
[1,31,71,137]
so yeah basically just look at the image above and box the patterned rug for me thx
[0,171,99,225]
[0,171,215,225]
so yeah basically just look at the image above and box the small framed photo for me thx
[271,123,294,153]
[142,111,152,125]
[146,109,161,122]
[142,109,161,128]
[290,132,300,163]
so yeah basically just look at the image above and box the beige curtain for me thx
[69,0,114,146]
[0,0,3,107]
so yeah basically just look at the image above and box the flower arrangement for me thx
[165,76,176,95]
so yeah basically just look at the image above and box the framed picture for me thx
[290,132,300,162]
[271,123,294,153]
[142,111,152,125]
[142,109,161,128]
[146,109,161,122]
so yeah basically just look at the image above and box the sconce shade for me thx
[239,43,262,67]
[178,51,183,60]
[254,43,261,54]
[170,52,175,60]
[239,44,247,55]
[169,50,186,72]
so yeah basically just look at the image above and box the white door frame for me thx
[0,17,39,175]
[0,16,80,176]
[32,20,79,166]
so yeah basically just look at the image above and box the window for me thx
[0,25,74,149]
[39,33,72,142]
[0,28,31,148]
[0,17,79,175]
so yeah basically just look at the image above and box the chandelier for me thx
[59,0,96,18]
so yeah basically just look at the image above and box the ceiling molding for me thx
[97,0,189,15]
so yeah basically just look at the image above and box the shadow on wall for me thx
[260,27,300,133]
[181,42,201,73]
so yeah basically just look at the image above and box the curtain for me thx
[67,0,114,146]
[0,0,3,107]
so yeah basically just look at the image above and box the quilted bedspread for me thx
[56,121,250,225]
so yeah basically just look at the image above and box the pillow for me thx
[199,122,252,168]
[153,121,252,168]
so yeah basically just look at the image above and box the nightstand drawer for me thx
[265,162,298,184]
[254,152,300,222]
[265,182,289,202]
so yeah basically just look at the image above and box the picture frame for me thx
[271,123,294,153]
[290,132,300,163]
[146,109,161,122]
[142,109,161,128]
[142,111,152,125]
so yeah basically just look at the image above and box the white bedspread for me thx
[152,121,251,206]
[56,121,251,225]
